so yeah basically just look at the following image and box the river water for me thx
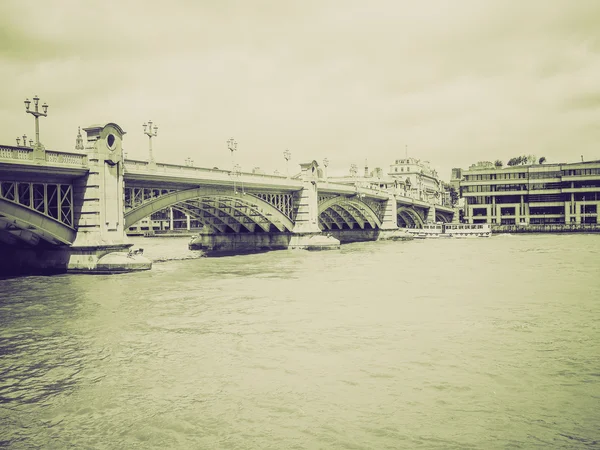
[1,234,599,449]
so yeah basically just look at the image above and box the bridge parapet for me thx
[124,159,302,191]
[0,145,87,167]
[125,159,289,180]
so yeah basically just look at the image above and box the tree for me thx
[494,159,503,168]
[450,188,459,207]
[539,156,546,164]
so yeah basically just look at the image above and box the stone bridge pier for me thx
[66,123,151,272]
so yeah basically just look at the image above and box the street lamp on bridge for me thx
[185,157,194,167]
[323,158,329,180]
[283,149,291,178]
[231,163,244,194]
[227,138,238,170]
[16,134,33,148]
[24,95,49,151]
[143,120,158,163]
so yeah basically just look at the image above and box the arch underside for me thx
[397,207,425,228]
[435,212,450,223]
[0,198,76,246]
[124,188,295,233]
[318,197,382,230]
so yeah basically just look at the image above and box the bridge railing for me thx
[0,145,87,167]
[124,159,291,179]
[123,159,305,190]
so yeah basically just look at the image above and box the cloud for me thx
[1,0,599,177]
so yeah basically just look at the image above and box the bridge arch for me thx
[0,198,76,245]
[435,212,450,223]
[124,187,295,232]
[397,206,424,228]
[318,196,382,230]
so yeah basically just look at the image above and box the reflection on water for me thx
[1,234,599,448]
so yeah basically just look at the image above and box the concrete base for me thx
[186,228,420,256]
[188,231,341,255]
[66,244,152,273]
[188,232,291,255]
[376,228,415,241]
[0,243,151,276]
[288,232,341,251]
[327,228,413,244]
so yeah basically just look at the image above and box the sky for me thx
[1,0,599,180]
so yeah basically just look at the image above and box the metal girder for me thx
[319,208,343,230]
[171,204,228,233]
[124,187,294,232]
[330,204,359,229]
[251,193,295,220]
[0,180,74,228]
[397,207,424,228]
[124,187,173,211]
[0,200,75,245]
[319,196,382,230]
[192,197,276,232]
[435,213,449,223]
[334,203,367,229]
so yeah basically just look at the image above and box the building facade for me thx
[328,158,449,208]
[126,207,202,235]
[388,158,445,204]
[457,160,600,225]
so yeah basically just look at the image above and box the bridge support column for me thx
[425,204,436,224]
[289,161,339,250]
[378,195,412,241]
[68,123,151,273]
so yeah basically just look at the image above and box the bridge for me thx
[0,123,453,274]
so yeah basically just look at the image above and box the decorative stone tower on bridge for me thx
[67,123,151,272]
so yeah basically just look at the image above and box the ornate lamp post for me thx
[185,157,194,167]
[143,120,158,163]
[24,95,48,155]
[323,157,329,180]
[227,138,237,170]
[283,149,291,177]
[232,163,244,194]
[16,134,33,147]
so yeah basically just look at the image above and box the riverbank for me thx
[492,223,600,234]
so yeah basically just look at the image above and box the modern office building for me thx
[456,160,600,225]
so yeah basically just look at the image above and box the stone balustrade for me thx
[0,145,87,166]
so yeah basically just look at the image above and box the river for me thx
[1,234,599,449]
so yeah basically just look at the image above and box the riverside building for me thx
[330,158,449,207]
[455,160,600,225]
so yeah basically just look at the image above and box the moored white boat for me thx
[444,223,491,238]
[404,223,443,239]
[404,223,492,238]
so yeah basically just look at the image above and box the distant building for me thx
[457,160,600,225]
[388,158,446,205]
[329,158,449,206]
[126,207,202,235]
